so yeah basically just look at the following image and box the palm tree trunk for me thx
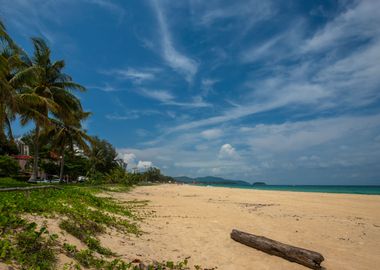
[59,150,65,183]
[30,123,40,181]
[0,105,8,150]
[5,115,14,143]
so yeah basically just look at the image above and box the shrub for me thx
[105,166,127,184]
[0,155,19,176]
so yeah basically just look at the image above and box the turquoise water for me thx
[197,184,380,195]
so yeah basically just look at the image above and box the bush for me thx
[105,166,128,184]
[0,155,19,176]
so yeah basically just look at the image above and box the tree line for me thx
[0,20,172,184]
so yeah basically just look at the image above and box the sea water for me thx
[198,184,380,195]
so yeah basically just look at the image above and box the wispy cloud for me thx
[246,114,380,152]
[151,0,198,82]
[189,0,276,44]
[140,89,174,103]
[0,0,125,43]
[139,89,211,108]
[84,0,125,23]
[87,83,121,92]
[167,0,380,133]
[201,78,219,96]
[106,109,161,121]
[120,113,380,183]
[101,67,159,84]
[106,114,139,120]
[191,0,274,27]
[302,0,380,53]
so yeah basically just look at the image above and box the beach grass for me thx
[0,178,192,269]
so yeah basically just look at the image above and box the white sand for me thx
[103,184,380,270]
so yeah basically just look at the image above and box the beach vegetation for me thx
[0,155,19,176]
[0,178,203,269]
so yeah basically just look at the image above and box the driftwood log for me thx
[231,229,325,270]
[0,185,62,192]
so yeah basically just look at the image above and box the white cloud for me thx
[247,114,380,152]
[218,144,238,159]
[151,0,198,82]
[191,0,274,27]
[138,89,211,108]
[140,89,174,103]
[106,114,139,120]
[117,151,154,171]
[169,39,380,133]
[0,0,125,43]
[121,153,136,164]
[105,68,156,83]
[201,78,219,96]
[88,83,120,92]
[84,0,125,22]
[201,128,222,139]
[166,96,211,108]
[117,112,380,184]
[303,0,380,53]
[137,161,153,170]
[106,109,161,121]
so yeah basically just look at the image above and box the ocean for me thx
[197,184,380,195]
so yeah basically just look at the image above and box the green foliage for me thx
[63,243,193,270]
[40,160,59,175]
[0,182,140,269]
[104,166,129,184]
[126,168,175,185]
[89,137,118,175]
[60,220,114,256]
[0,180,205,269]
[15,223,57,269]
[144,167,162,182]
[0,210,57,270]
[0,155,19,176]
[93,166,175,186]
[0,141,18,155]
[64,154,90,179]
[0,177,29,188]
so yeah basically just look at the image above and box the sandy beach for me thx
[102,184,380,270]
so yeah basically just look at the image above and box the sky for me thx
[1,0,380,184]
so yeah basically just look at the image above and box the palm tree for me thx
[1,21,55,156]
[19,38,85,181]
[0,49,36,142]
[0,21,19,149]
[1,21,89,181]
[48,116,91,182]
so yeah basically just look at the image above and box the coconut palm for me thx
[0,21,17,149]
[0,21,33,152]
[48,116,91,182]
[19,38,85,181]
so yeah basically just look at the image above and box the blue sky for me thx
[1,0,380,184]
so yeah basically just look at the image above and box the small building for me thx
[13,138,32,171]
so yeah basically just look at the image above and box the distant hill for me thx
[252,182,267,186]
[174,176,251,186]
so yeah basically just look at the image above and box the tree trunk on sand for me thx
[230,229,325,270]
[30,124,40,181]
[59,150,65,183]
